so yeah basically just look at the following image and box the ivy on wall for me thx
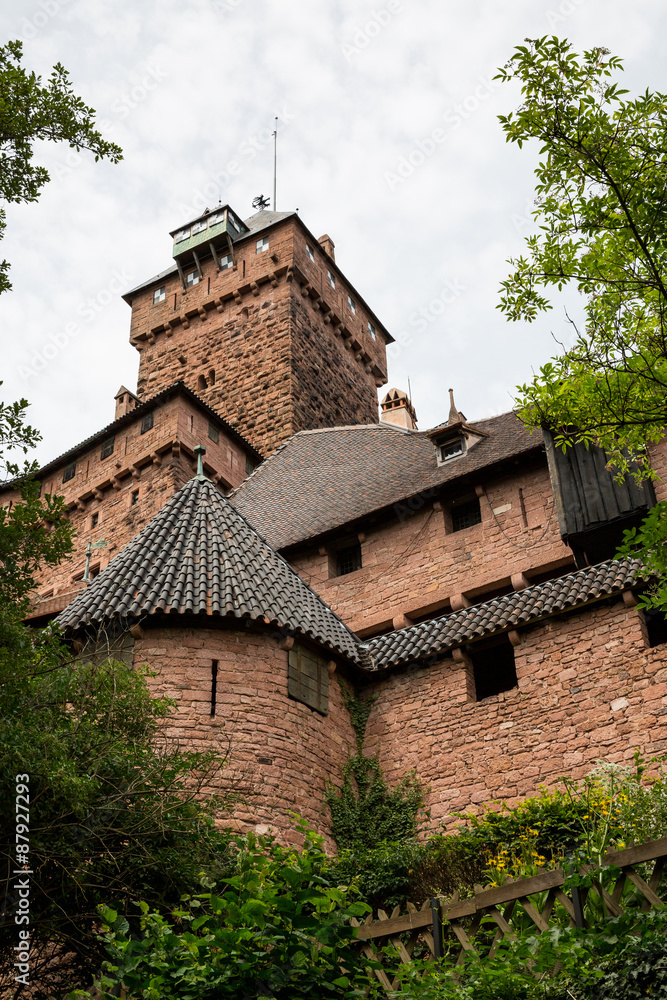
[325,685,424,850]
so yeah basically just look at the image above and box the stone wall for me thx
[132,624,357,847]
[363,598,667,831]
[288,460,574,635]
[130,216,388,457]
[2,392,251,613]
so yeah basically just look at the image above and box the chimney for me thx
[318,234,335,260]
[380,388,418,430]
[114,385,140,420]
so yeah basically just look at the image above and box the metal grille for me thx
[336,543,362,576]
[452,499,481,532]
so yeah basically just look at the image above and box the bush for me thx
[69,825,379,1000]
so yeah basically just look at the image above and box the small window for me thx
[153,286,166,304]
[348,295,356,314]
[208,422,219,444]
[141,411,154,434]
[208,368,216,386]
[642,607,667,647]
[469,636,517,701]
[186,270,199,287]
[245,455,255,475]
[256,237,269,253]
[91,512,99,529]
[306,244,315,261]
[208,210,225,226]
[336,542,362,577]
[197,374,207,392]
[88,563,100,581]
[451,497,482,532]
[229,215,242,233]
[100,437,115,460]
[327,269,336,288]
[219,254,233,270]
[440,438,464,462]
[62,462,76,483]
[192,218,208,235]
[368,321,376,340]
[131,489,139,506]
[173,227,190,243]
[288,644,329,715]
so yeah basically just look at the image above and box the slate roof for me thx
[231,412,543,550]
[56,475,361,663]
[363,558,642,671]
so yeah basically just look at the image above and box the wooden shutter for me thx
[288,644,329,715]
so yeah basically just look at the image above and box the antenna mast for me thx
[272,116,278,211]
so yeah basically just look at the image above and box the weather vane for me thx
[252,194,270,211]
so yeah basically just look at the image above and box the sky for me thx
[2,0,667,467]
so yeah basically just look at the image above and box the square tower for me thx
[123,208,392,457]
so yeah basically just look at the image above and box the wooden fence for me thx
[351,834,667,993]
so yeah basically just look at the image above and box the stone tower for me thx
[123,206,392,457]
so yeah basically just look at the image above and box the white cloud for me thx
[1,0,667,461]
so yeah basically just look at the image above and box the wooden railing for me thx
[351,835,667,994]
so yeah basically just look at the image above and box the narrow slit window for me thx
[306,244,315,261]
[208,421,219,443]
[368,321,376,340]
[210,659,219,716]
[131,489,140,506]
[348,295,356,314]
[327,269,336,288]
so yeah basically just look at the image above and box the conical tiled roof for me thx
[56,476,362,663]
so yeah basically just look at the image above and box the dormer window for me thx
[440,437,465,462]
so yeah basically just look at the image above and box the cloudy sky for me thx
[2,0,667,467]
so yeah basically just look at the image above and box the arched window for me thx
[208,368,216,386]
[197,374,207,392]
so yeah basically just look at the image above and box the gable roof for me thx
[0,381,262,491]
[231,411,543,550]
[55,475,361,664]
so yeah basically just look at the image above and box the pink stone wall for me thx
[364,599,667,831]
[133,625,357,846]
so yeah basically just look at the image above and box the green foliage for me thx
[69,826,378,1000]
[496,36,667,469]
[326,686,424,850]
[0,40,122,293]
[0,390,74,622]
[0,645,237,997]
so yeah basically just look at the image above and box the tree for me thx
[0,39,122,293]
[496,37,667,605]
[0,401,238,998]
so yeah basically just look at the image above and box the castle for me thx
[5,204,667,843]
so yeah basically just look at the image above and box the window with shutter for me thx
[287,644,329,715]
